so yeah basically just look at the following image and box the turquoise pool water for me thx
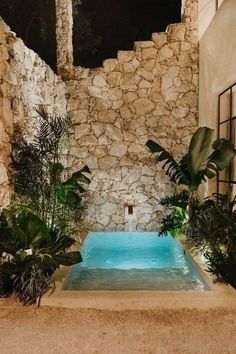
[64,232,210,291]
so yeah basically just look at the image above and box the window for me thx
[217,82,236,196]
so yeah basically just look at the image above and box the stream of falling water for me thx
[127,219,136,232]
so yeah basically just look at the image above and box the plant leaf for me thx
[186,127,214,176]
[205,139,236,179]
[146,140,189,185]
[53,251,82,266]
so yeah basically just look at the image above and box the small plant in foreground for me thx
[0,208,82,306]
[187,194,236,288]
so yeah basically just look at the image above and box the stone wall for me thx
[55,0,74,78]
[64,0,199,231]
[0,18,67,208]
[0,0,199,230]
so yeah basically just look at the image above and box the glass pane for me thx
[220,91,230,122]
[219,121,230,140]
[219,167,229,182]
[231,184,236,198]
[232,85,236,117]
[230,120,236,182]
[218,182,230,195]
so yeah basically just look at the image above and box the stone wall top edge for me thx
[0,17,64,84]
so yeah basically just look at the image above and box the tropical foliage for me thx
[0,209,82,305]
[11,109,91,236]
[186,194,236,288]
[146,127,236,216]
[160,191,189,237]
[1,109,91,305]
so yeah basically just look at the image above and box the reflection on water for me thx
[64,232,210,291]
[64,267,209,291]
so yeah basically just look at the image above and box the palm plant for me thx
[0,208,82,305]
[11,109,91,235]
[146,127,236,216]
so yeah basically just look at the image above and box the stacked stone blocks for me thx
[65,0,199,230]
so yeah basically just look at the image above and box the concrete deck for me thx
[42,286,236,310]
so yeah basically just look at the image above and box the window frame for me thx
[217,81,236,196]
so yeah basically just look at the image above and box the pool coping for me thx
[42,235,236,310]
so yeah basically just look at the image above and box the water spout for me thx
[124,203,137,231]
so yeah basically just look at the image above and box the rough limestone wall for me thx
[65,0,199,231]
[0,18,67,209]
[55,0,74,77]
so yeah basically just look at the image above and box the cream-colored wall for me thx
[198,0,224,39]
[199,0,236,129]
[199,0,236,193]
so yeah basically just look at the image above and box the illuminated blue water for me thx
[64,232,210,291]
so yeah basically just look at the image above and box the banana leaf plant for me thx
[146,127,236,217]
[0,209,82,306]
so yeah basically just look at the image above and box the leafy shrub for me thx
[0,209,82,305]
[146,127,236,217]
[187,194,236,288]
[160,191,189,237]
[205,250,236,287]
[11,109,91,237]
[12,265,55,307]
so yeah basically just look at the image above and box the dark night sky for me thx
[75,0,182,67]
[0,0,181,69]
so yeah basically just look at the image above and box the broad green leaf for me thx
[17,211,51,248]
[205,139,236,179]
[170,228,180,238]
[49,235,76,253]
[187,127,214,176]
[54,251,82,266]
[57,165,91,206]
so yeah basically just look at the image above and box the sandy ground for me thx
[0,303,236,354]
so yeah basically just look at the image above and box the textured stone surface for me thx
[0,0,199,231]
[0,18,67,209]
[64,0,199,231]
[55,0,74,77]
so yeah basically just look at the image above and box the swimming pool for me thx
[64,232,210,291]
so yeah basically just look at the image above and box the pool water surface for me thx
[64,232,210,291]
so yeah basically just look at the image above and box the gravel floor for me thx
[0,304,236,354]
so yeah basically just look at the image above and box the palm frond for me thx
[160,191,189,208]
